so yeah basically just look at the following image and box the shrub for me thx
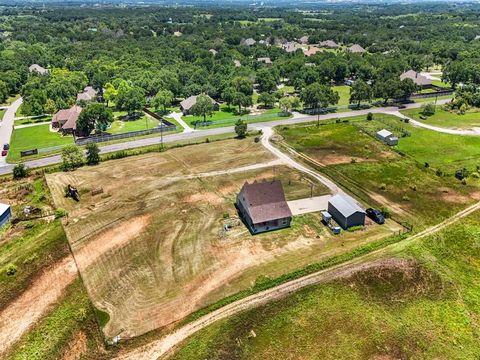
[410,185,417,191]
[420,102,436,117]
[436,169,443,177]
[424,162,429,168]
[366,112,374,120]
[61,145,84,171]
[471,172,480,179]
[379,183,387,190]
[85,143,100,165]
[12,163,29,179]
[402,195,410,201]
[55,208,67,219]
[254,136,260,143]
[380,206,391,218]
[4,263,17,276]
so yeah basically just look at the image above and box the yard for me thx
[278,116,480,227]
[183,105,290,128]
[46,138,397,340]
[332,85,351,106]
[0,109,5,120]
[7,124,73,162]
[401,106,480,129]
[108,116,159,134]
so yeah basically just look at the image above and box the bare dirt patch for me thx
[62,331,87,360]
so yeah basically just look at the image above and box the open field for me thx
[7,124,73,162]
[169,212,480,360]
[401,106,480,129]
[46,138,398,340]
[278,117,480,227]
[109,116,160,134]
[332,85,351,106]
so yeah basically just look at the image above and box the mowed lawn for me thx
[332,85,351,106]
[170,214,480,360]
[401,106,480,129]
[108,116,159,134]
[0,109,5,120]
[8,124,73,161]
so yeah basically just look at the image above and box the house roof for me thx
[240,180,292,224]
[76,86,97,102]
[0,203,10,214]
[348,44,366,53]
[52,106,82,130]
[233,59,241,67]
[257,57,272,64]
[299,35,309,44]
[29,64,49,75]
[282,42,299,53]
[209,49,218,55]
[319,40,338,48]
[180,95,217,111]
[243,38,256,46]
[377,129,393,138]
[400,70,432,86]
[328,194,365,218]
[303,46,321,56]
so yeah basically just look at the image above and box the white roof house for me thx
[29,64,49,75]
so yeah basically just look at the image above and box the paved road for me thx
[0,98,455,176]
[0,97,23,165]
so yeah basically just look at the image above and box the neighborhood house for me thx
[76,86,98,102]
[376,129,399,146]
[327,194,366,229]
[236,180,293,233]
[0,203,12,228]
[400,70,432,88]
[51,105,83,135]
[180,95,219,115]
[29,64,49,75]
[348,44,367,54]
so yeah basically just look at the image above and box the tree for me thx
[12,163,29,179]
[301,83,339,125]
[231,77,253,96]
[61,145,84,171]
[191,94,214,124]
[103,82,117,106]
[232,92,252,113]
[116,81,146,116]
[0,80,7,104]
[258,92,276,108]
[349,80,372,106]
[45,99,57,115]
[86,143,100,165]
[77,103,113,136]
[256,68,277,93]
[22,89,47,116]
[235,119,247,138]
[152,90,174,113]
[279,96,300,114]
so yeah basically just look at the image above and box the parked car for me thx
[3,143,9,150]
[1,150,7,157]
[366,208,385,224]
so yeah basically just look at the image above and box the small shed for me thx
[376,129,398,146]
[0,203,12,228]
[327,194,365,229]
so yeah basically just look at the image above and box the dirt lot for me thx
[46,139,401,340]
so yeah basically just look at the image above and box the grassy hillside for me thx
[169,213,480,360]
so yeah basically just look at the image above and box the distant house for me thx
[319,40,339,49]
[180,95,219,115]
[76,86,97,102]
[303,46,322,57]
[51,105,83,135]
[328,194,365,229]
[299,35,309,44]
[0,203,12,228]
[376,129,398,146]
[233,59,241,67]
[400,70,432,88]
[242,38,256,46]
[236,180,293,233]
[209,49,218,56]
[173,31,182,37]
[257,57,272,65]
[347,44,367,54]
[29,64,49,75]
[282,42,300,53]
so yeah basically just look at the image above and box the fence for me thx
[190,110,291,128]
[75,123,176,145]
[409,89,455,100]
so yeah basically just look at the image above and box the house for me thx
[180,95,219,115]
[328,194,365,229]
[51,105,83,135]
[400,70,432,88]
[303,46,322,57]
[376,129,398,146]
[209,49,218,56]
[233,59,241,67]
[282,42,300,53]
[0,203,12,228]
[236,180,293,233]
[347,44,367,54]
[173,31,182,37]
[242,38,256,46]
[29,64,49,75]
[257,57,272,65]
[299,35,309,44]
[319,40,339,48]
[76,86,97,102]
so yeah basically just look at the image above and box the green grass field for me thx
[7,124,73,162]
[14,115,51,125]
[401,106,480,129]
[170,213,480,360]
[332,85,351,106]
[109,116,159,134]
[432,79,452,88]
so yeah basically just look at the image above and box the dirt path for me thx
[115,199,480,360]
[0,255,78,357]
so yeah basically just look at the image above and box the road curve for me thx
[0,97,23,166]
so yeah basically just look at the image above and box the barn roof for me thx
[239,180,292,224]
[377,129,393,138]
[328,194,365,217]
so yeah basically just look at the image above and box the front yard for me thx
[401,106,480,129]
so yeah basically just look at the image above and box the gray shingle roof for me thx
[400,70,432,86]
[328,194,365,217]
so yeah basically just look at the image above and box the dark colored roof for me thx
[239,180,292,224]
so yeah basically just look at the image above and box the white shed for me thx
[376,129,398,146]
[0,203,12,228]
